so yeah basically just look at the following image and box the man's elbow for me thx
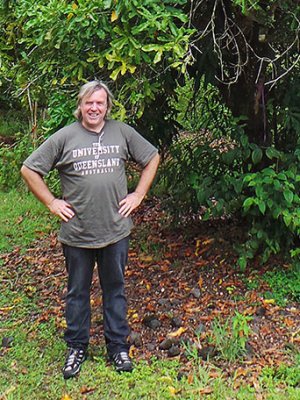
[152,152,160,166]
[20,165,30,179]
[20,165,38,182]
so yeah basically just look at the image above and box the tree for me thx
[188,0,300,148]
[0,0,193,148]
[1,0,300,263]
[1,1,299,150]
[165,1,300,265]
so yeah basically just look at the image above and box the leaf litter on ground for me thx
[0,197,299,389]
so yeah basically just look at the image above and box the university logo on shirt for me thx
[72,143,120,175]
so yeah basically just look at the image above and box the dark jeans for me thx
[62,236,130,356]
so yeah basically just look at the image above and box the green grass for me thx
[1,288,298,400]
[243,265,300,307]
[0,191,299,399]
[0,190,58,253]
[1,286,299,399]
[0,110,24,137]
[207,312,252,363]
[263,264,300,306]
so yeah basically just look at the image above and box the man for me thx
[21,80,160,378]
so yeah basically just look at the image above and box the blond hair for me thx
[74,80,114,120]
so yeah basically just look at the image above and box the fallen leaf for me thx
[199,387,213,394]
[263,299,275,305]
[159,376,173,384]
[0,306,15,312]
[234,367,248,379]
[291,329,300,343]
[284,318,294,327]
[61,394,72,400]
[80,386,96,394]
[168,386,181,396]
[195,260,207,267]
[292,336,300,343]
[129,345,136,358]
[111,10,118,22]
[209,371,221,379]
[131,313,139,321]
[140,255,153,263]
[195,238,214,256]
[244,307,256,315]
[146,303,155,311]
[168,327,186,338]
[198,276,203,288]
[57,318,67,329]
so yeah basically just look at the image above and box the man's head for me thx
[74,80,114,119]
[74,80,114,132]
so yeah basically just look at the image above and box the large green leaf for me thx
[251,148,263,165]
[283,189,294,204]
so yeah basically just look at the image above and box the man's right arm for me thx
[21,165,75,222]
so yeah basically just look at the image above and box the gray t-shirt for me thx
[23,120,158,248]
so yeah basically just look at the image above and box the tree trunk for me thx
[190,0,274,147]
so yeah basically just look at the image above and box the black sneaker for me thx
[111,351,133,372]
[62,347,86,379]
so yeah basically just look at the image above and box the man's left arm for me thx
[119,153,160,218]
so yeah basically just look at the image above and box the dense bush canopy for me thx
[1,0,300,266]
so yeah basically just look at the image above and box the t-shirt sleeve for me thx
[22,133,63,176]
[121,124,158,168]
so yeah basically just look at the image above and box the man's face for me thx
[80,89,108,132]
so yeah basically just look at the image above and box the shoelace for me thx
[114,352,131,363]
[65,349,84,370]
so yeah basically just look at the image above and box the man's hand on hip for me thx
[48,199,75,222]
[119,192,144,218]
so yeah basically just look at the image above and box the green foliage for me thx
[182,337,201,362]
[190,0,300,146]
[0,0,194,147]
[0,133,34,190]
[164,78,246,216]
[233,0,278,15]
[269,77,300,153]
[45,169,62,198]
[172,77,241,135]
[165,75,300,266]
[166,131,300,266]
[238,161,300,267]
[0,116,61,193]
[0,190,57,252]
[1,0,300,267]
[261,362,300,389]
[43,92,77,134]
[0,110,25,137]
[209,312,252,362]
[262,264,300,306]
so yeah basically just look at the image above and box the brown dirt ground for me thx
[1,198,299,384]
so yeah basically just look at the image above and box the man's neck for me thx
[81,120,105,133]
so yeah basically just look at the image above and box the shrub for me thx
[0,133,34,190]
[263,264,300,306]
[209,312,252,362]
[0,110,25,138]
[238,165,300,268]
[164,128,300,267]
